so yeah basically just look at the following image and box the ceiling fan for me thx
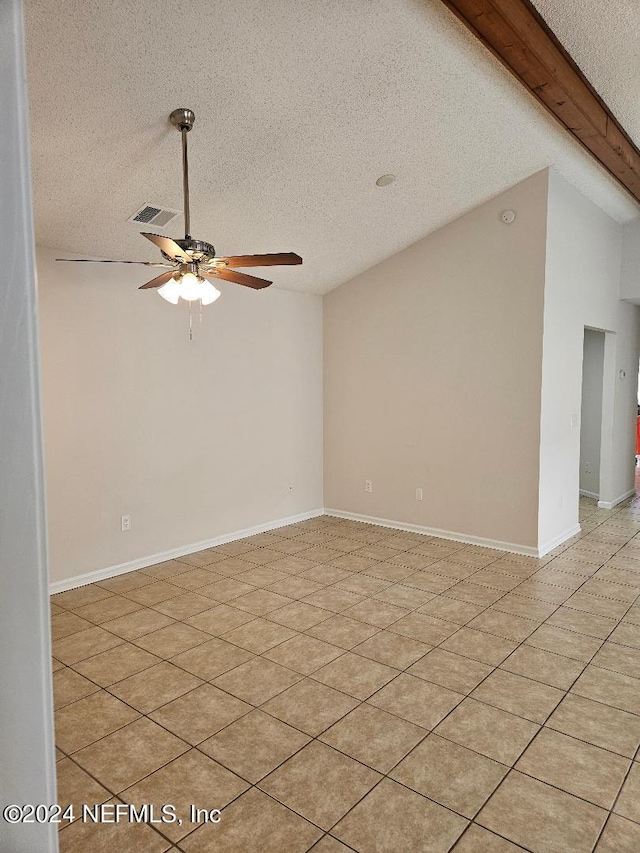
[56,108,302,306]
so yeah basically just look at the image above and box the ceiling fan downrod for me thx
[169,108,195,240]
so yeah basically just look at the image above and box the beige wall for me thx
[539,170,640,547]
[38,248,323,584]
[324,172,548,550]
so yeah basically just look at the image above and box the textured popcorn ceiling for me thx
[24,0,639,295]
[533,0,640,148]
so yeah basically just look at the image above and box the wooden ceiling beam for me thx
[439,0,640,204]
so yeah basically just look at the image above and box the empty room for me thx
[2,0,640,852]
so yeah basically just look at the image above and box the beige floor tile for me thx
[441,627,518,666]
[142,558,202,580]
[185,604,255,635]
[499,644,585,689]
[408,648,493,693]
[492,593,559,621]
[262,677,359,735]
[51,611,96,640]
[122,749,249,842]
[610,621,640,648]
[389,612,458,645]
[418,595,484,625]
[56,757,111,822]
[263,634,344,674]
[311,838,353,852]
[53,667,101,709]
[52,626,124,665]
[109,662,202,713]
[52,656,64,671]
[353,630,430,669]
[213,657,302,705]
[52,584,115,610]
[230,589,294,616]
[446,582,505,606]
[368,673,463,729]
[240,547,285,565]
[235,566,294,587]
[124,581,184,606]
[206,557,257,577]
[614,762,640,823]
[306,614,379,649]
[55,690,139,753]
[363,561,416,582]
[571,665,640,714]
[199,709,310,782]
[517,727,630,808]
[513,580,572,604]
[581,578,638,602]
[391,733,508,818]
[72,643,160,687]
[335,574,391,595]
[73,717,189,792]
[471,570,523,592]
[353,544,403,561]
[564,591,630,619]
[434,698,538,764]
[150,683,250,744]
[266,577,325,600]
[300,565,350,585]
[545,606,618,639]
[592,642,640,679]
[302,587,366,613]
[101,608,176,640]
[373,584,436,609]
[72,595,144,625]
[320,703,425,773]
[169,637,254,681]
[547,693,640,757]
[311,652,399,700]
[477,770,608,852]
[400,570,457,592]
[259,741,380,830]
[467,610,539,642]
[268,601,333,631]
[342,598,410,628]
[175,549,224,568]
[525,624,603,662]
[133,622,211,658]
[151,592,216,620]
[452,824,527,851]
[471,669,564,723]
[58,805,171,853]
[178,787,322,853]
[167,567,222,590]
[595,814,640,853]
[221,618,297,653]
[197,577,254,601]
[333,777,467,852]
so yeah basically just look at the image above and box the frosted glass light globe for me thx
[178,271,203,302]
[200,280,221,305]
[157,277,181,304]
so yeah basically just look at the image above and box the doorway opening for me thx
[579,328,605,505]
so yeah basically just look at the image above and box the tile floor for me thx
[51,498,640,852]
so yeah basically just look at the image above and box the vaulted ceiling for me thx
[25,0,639,294]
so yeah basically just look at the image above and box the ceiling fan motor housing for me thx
[162,238,217,264]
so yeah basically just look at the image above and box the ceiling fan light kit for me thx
[56,108,302,317]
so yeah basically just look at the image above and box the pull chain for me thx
[189,302,193,341]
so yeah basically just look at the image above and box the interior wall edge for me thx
[597,489,636,511]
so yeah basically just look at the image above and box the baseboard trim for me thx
[324,508,539,557]
[598,489,636,510]
[579,490,599,499]
[49,508,325,594]
[537,523,582,558]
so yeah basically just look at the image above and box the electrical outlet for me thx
[287,484,294,493]
[585,462,592,474]
[416,488,423,501]
[121,514,131,532]
[365,480,373,493]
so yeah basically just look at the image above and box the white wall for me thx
[0,1,57,850]
[538,169,640,547]
[620,217,640,302]
[38,249,323,584]
[579,329,605,497]
[324,172,548,551]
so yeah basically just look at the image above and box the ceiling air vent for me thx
[127,203,179,229]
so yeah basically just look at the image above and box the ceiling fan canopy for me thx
[56,108,302,307]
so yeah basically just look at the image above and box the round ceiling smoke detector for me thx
[376,174,397,187]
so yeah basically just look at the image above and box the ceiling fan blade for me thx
[141,233,190,263]
[138,271,175,290]
[203,267,272,290]
[216,252,302,268]
[56,258,172,267]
